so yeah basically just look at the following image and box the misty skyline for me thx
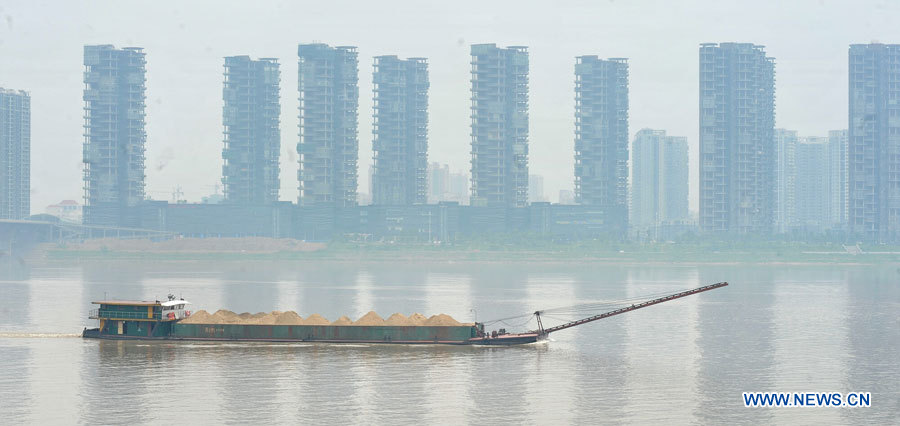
[2,0,898,212]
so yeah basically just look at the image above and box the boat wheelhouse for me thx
[86,294,191,338]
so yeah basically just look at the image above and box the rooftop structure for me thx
[297,43,359,207]
[0,88,30,220]
[469,44,529,207]
[45,199,82,223]
[82,45,147,226]
[372,56,429,205]
[222,56,281,204]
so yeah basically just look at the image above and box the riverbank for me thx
[29,237,900,265]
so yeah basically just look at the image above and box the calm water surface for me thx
[0,260,898,424]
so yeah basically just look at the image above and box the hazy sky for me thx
[2,0,899,213]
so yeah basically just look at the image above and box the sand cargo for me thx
[170,309,484,344]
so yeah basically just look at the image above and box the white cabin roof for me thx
[161,300,191,307]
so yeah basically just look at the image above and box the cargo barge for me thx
[83,283,727,346]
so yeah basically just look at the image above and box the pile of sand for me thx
[384,313,412,326]
[180,310,212,324]
[408,313,428,325]
[178,309,463,326]
[255,311,279,325]
[424,314,462,326]
[353,311,385,326]
[275,311,304,325]
[304,313,330,325]
[330,316,353,325]
[211,309,242,324]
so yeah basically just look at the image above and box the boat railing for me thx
[89,310,160,320]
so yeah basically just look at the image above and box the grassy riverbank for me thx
[36,237,900,264]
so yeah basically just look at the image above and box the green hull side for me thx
[172,323,477,343]
[97,320,174,337]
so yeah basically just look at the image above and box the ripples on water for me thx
[0,261,898,424]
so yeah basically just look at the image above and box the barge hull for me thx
[173,323,477,342]
[83,324,539,345]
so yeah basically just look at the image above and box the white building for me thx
[774,129,798,233]
[528,174,546,203]
[630,129,689,235]
[46,200,82,223]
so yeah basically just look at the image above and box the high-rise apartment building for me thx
[574,56,629,230]
[662,137,690,223]
[699,43,775,234]
[795,136,832,231]
[528,174,545,203]
[774,130,848,234]
[828,129,848,229]
[848,43,900,241]
[426,162,469,204]
[448,170,469,205]
[222,56,281,204]
[372,56,429,205]
[775,129,798,233]
[82,45,146,226]
[427,162,449,204]
[297,43,359,207]
[630,129,689,232]
[469,44,529,207]
[0,88,30,220]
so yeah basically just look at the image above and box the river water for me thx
[0,260,897,424]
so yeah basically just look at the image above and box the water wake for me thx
[0,332,81,338]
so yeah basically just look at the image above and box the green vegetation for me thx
[42,235,900,264]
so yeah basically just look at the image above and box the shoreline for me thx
[12,238,899,265]
[33,248,897,266]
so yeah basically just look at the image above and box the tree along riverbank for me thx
[33,238,900,265]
